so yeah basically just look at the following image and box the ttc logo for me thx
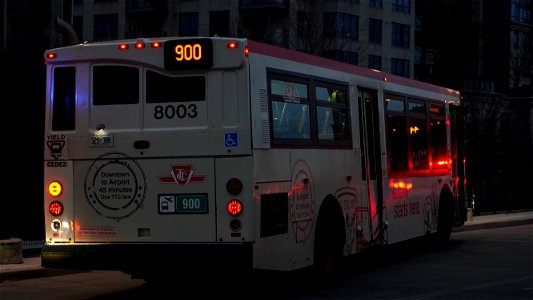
[157,165,207,185]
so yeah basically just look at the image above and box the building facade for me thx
[415,0,533,213]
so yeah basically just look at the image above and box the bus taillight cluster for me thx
[48,180,64,216]
[226,178,244,234]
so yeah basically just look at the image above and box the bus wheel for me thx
[313,196,345,279]
[435,189,454,244]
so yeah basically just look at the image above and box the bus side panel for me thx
[252,181,293,271]
[252,149,359,271]
[384,176,446,244]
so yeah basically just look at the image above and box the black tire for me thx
[313,196,346,278]
[435,189,454,244]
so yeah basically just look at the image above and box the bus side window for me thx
[408,100,428,170]
[272,101,310,139]
[385,96,409,172]
[52,67,76,131]
[269,76,310,141]
[429,103,447,168]
[387,114,409,171]
[410,117,429,170]
[316,85,349,141]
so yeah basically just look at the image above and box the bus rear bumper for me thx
[41,243,253,274]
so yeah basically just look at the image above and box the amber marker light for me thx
[49,201,64,216]
[48,181,63,197]
[47,52,57,59]
[389,179,413,190]
[227,199,243,216]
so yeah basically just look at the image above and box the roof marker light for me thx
[227,41,239,49]
[151,41,161,48]
[135,42,145,49]
[244,46,249,57]
[118,43,129,50]
[47,52,57,59]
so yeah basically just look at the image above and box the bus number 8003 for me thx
[153,104,198,119]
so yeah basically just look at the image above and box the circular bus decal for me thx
[290,160,314,243]
[85,152,146,219]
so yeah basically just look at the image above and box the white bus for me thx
[43,37,466,280]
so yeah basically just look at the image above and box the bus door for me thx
[358,88,384,245]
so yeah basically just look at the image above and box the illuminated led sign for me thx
[164,39,213,70]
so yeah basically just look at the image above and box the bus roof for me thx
[44,36,460,102]
[247,39,460,101]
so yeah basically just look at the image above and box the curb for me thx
[453,217,533,232]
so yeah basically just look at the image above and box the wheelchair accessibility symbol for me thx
[225,133,238,147]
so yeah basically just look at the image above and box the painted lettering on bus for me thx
[47,134,66,140]
[47,161,67,167]
[153,104,198,119]
[394,200,421,218]
[391,189,409,200]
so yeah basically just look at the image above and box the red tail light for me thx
[49,201,64,216]
[227,200,243,216]
[226,178,243,195]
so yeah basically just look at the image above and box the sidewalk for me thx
[1,210,531,278]
[453,209,533,232]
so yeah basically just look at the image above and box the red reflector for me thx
[226,178,243,195]
[135,42,145,49]
[49,201,64,216]
[227,200,243,216]
[118,43,128,50]
[151,41,161,48]
[227,41,239,49]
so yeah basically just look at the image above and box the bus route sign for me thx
[164,39,213,70]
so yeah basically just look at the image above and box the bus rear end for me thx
[42,37,254,277]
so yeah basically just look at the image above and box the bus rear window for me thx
[52,67,76,131]
[146,70,206,103]
[93,66,139,105]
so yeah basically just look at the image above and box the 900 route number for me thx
[154,104,198,119]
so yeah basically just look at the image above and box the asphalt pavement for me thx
[1,210,531,279]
